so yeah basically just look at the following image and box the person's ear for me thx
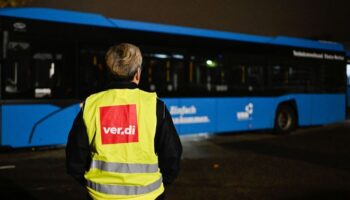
[134,68,141,84]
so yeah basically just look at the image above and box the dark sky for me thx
[26,0,350,48]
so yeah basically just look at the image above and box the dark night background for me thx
[23,0,350,49]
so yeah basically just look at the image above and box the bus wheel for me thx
[274,104,297,134]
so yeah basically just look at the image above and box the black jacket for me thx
[65,82,182,186]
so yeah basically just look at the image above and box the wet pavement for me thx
[1,122,350,200]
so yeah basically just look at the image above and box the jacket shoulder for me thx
[83,90,109,110]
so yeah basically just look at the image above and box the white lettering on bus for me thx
[103,125,136,135]
[170,106,197,116]
[293,50,344,61]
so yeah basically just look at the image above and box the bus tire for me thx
[274,104,297,134]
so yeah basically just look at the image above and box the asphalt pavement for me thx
[1,121,350,200]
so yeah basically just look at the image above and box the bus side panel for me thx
[310,94,346,125]
[30,104,81,146]
[248,97,277,130]
[2,104,80,148]
[216,97,252,132]
[163,97,277,135]
[162,98,216,135]
[284,94,312,126]
[292,94,345,126]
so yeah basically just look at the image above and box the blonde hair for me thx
[105,43,142,80]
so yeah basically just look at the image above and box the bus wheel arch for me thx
[274,101,298,134]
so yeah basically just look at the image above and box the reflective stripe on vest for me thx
[87,177,162,195]
[91,160,159,173]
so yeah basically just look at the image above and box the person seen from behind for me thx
[66,43,182,200]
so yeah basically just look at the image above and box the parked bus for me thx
[0,8,347,148]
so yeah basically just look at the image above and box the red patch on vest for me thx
[100,104,139,144]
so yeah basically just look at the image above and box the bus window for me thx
[78,48,107,98]
[2,40,74,99]
[188,53,224,94]
[270,65,288,88]
[321,63,346,92]
[32,49,74,99]
[287,66,310,84]
[224,65,246,89]
[221,52,266,93]
[286,65,312,91]
[208,56,229,93]
[141,52,185,96]
[246,65,264,91]
[309,62,344,93]
[171,56,185,92]
[269,64,313,91]
[3,41,33,98]
[33,53,55,98]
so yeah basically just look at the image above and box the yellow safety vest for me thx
[83,88,164,200]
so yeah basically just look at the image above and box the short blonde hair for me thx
[105,43,142,80]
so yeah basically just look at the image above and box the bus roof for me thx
[0,7,115,28]
[0,7,344,52]
[108,18,271,44]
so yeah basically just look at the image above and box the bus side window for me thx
[2,40,75,99]
[269,65,289,89]
[188,53,224,94]
[33,53,54,98]
[141,52,185,96]
[222,53,266,93]
[269,62,316,92]
[32,51,74,99]
[171,56,185,92]
[287,65,312,91]
[320,62,346,92]
[246,65,264,91]
[141,53,169,93]
[3,41,33,99]
[78,49,107,98]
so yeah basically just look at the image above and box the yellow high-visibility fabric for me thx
[83,88,164,200]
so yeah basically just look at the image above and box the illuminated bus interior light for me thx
[93,56,97,65]
[35,88,51,98]
[153,54,168,59]
[172,54,184,59]
[50,62,55,78]
[206,60,217,68]
[216,85,228,92]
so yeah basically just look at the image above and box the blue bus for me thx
[0,8,347,148]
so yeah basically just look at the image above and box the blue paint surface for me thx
[163,94,345,135]
[0,94,345,147]
[0,8,344,51]
[0,7,114,27]
[2,104,80,147]
[269,36,344,52]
